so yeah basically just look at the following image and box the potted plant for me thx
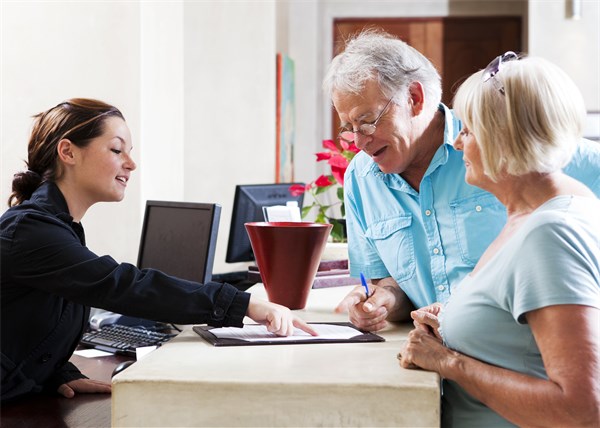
[289,138,359,243]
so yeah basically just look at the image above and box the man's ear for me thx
[408,82,425,116]
[57,139,76,165]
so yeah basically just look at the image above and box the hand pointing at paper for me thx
[246,296,318,337]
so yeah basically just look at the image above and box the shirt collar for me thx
[30,182,86,244]
[30,181,73,222]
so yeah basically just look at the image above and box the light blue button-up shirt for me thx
[344,104,600,309]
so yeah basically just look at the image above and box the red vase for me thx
[245,222,332,309]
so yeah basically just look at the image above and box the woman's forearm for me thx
[442,350,597,427]
[439,305,599,427]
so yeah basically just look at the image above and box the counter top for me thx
[112,285,440,427]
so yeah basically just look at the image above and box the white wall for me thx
[140,2,185,206]
[287,1,322,189]
[137,1,277,273]
[528,0,600,110]
[182,2,276,273]
[1,0,142,264]
[1,1,277,273]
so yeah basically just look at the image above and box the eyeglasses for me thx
[482,51,519,95]
[338,95,395,143]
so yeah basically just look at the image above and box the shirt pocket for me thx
[365,215,415,283]
[450,193,506,266]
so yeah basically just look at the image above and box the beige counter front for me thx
[112,285,440,427]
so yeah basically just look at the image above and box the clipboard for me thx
[192,322,385,347]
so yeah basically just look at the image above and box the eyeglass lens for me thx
[338,96,394,143]
[339,123,376,143]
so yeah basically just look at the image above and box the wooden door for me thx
[442,17,522,104]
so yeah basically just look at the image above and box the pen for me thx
[360,272,369,299]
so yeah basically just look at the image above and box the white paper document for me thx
[209,323,362,342]
[73,348,114,358]
[262,201,302,222]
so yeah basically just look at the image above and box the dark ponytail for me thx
[8,99,124,206]
[9,170,44,207]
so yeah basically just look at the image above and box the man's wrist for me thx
[382,284,413,321]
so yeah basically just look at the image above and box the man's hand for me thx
[335,283,396,331]
[57,378,112,398]
[335,277,414,331]
[246,296,318,337]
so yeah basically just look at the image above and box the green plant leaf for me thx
[330,224,345,242]
[301,205,314,218]
[314,186,331,195]
[315,212,328,223]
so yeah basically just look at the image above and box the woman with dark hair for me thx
[1,99,315,402]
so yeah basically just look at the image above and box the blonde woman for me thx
[399,55,600,427]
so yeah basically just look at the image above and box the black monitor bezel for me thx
[137,200,221,284]
[225,183,304,264]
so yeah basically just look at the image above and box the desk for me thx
[1,353,129,428]
[112,285,440,427]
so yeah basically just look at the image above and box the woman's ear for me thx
[408,82,425,116]
[57,139,76,165]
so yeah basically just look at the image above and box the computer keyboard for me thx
[80,324,176,356]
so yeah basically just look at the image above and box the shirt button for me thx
[213,308,225,318]
[40,353,52,363]
[437,285,445,291]
[425,210,432,216]
[475,205,482,212]
[433,248,440,255]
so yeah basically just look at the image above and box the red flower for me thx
[315,151,332,161]
[331,166,345,186]
[289,183,308,196]
[288,138,358,241]
[315,174,334,187]
[328,154,349,170]
[322,139,339,152]
[346,143,360,154]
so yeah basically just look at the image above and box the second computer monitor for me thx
[137,200,221,284]
[226,183,304,263]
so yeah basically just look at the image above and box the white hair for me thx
[323,29,442,116]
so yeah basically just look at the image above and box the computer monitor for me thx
[88,200,221,330]
[225,183,304,263]
[137,200,221,284]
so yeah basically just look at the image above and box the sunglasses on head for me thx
[482,51,519,95]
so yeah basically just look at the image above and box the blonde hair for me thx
[453,56,586,181]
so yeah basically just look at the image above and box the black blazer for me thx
[1,182,249,401]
